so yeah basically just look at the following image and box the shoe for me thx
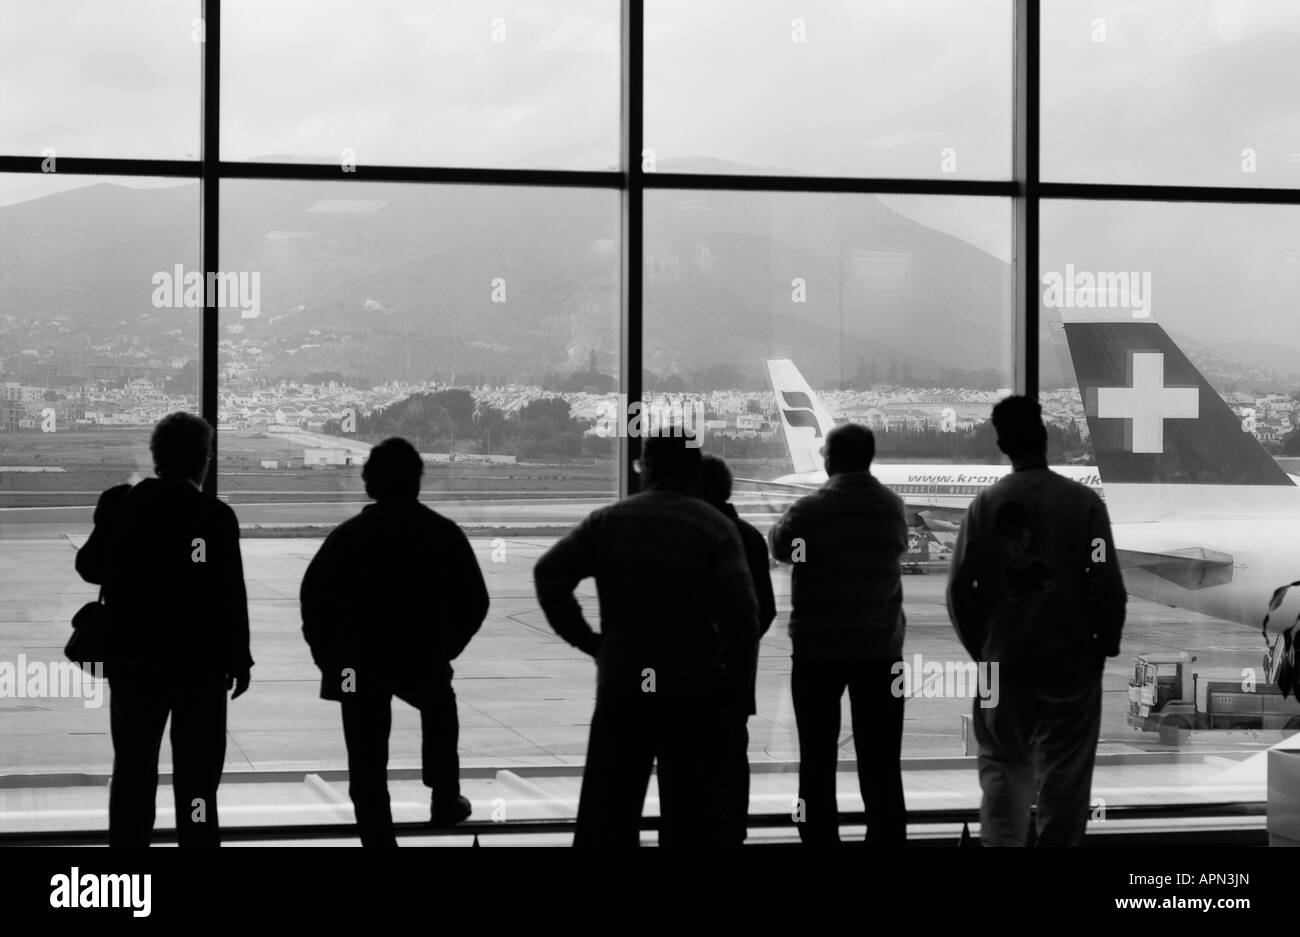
[430,794,472,827]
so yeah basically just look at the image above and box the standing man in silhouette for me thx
[769,423,909,845]
[535,434,758,847]
[301,437,488,846]
[947,396,1126,846]
[76,412,252,847]
[698,454,776,844]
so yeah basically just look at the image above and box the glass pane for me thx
[1042,0,1300,187]
[644,190,1015,790]
[216,180,620,815]
[1040,199,1300,808]
[645,0,1013,179]
[0,0,202,159]
[222,0,620,170]
[0,174,199,785]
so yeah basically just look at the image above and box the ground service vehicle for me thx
[1128,651,1300,745]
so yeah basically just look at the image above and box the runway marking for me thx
[304,773,352,814]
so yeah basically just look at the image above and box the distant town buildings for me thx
[1,308,1296,450]
[303,447,362,468]
[3,367,1295,454]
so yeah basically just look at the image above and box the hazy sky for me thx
[3,0,1296,178]
[2,0,1299,347]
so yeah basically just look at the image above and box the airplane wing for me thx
[914,507,966,530]
[732,476,819,494]
[1117,546,1235,590]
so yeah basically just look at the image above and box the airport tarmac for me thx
[0,496,1286,835]
[0,498,615,538]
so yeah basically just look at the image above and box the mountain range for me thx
[2,160,1297,393]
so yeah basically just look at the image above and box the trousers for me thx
[340,681,461,847]
[575,690,729,847]
[791,655,907,845]
[973,671,1102,846]
[108,669,227,847]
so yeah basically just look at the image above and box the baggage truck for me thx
[1127,651,1300,745]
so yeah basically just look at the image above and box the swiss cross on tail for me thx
[1095,352,1198,454]
[1062,320,1293,486]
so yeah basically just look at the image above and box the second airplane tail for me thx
[766,358,837,476]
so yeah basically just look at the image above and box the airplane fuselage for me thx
[773,462,1103,513]
[770,462,1300,630]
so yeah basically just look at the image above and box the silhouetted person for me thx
[76,412,252,847]
[769,423,908,845]
[699,454,776,844]
[947,396,1126,846]
[301,437,488,847]
[534,435,758,847]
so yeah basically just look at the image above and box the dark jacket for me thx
[719,502,776,715]
[946,467,1127,678]
[300,498,489,702]
[534,489,759,712]
[769,470,908,661]
[76,478,253,678]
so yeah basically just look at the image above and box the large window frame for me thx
[3,0,1300,844]
[3,0,1300,494]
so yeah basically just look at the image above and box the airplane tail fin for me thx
[1062,316,1293,520]
[766,359,836,475]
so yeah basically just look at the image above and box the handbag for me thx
[67,588,113,676]
[1261,580,1300,698]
